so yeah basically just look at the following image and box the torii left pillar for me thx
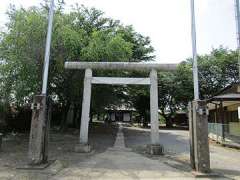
[74,68,92,152]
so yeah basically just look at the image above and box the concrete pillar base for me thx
[28,95,49,165]
[74,144,92,153]
[147,144,164,155]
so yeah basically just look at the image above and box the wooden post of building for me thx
[214,104,217,123]
[215,103,220,143]
[219,101,225,141]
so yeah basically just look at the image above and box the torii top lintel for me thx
[65,62,178,71]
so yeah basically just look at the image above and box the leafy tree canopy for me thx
[153,47,238,127]
[0,1,154,112]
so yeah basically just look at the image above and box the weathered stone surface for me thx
[79,69,92,144]
[74,144,92,153]
[28,95,49,165]
[91,77,150,85]
[150,69,160,145]
[46,160,65,175]
[192,100,210,173]
[188,102,195,170]
[146,144,164,155]
[65,62,178,71]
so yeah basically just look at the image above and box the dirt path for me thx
[123,125,240,179]
[0,122,236,179]
[52,122,194,179]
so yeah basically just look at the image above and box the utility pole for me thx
[28,0,55,165]
[189,0,210,173]
[235,0,240,79]
[42,0,55,95]
[190,0,200,100]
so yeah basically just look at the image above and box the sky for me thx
[0,0,238,63]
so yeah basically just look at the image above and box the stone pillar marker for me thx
[147,69,163,155]
[189,100,210,173]
[75,68,92,153]
[28,95,49,164]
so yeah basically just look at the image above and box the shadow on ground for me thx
[122,125,190,156]
[212,168,240,179]
[0,122,118,168]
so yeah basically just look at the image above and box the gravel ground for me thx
[0,122,239,179]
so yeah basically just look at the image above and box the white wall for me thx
[110,113,116,121]
[123,113,130,122]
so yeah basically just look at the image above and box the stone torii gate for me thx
[65,62,177,154]
[28,61,210,173]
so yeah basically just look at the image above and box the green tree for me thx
[0,2,154,129]
[156,47,238,127]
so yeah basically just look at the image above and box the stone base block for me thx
[17,160,54,170]
[146,144,164,155]
[74,144,91,153]
[192,171,221,178]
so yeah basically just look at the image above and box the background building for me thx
[208,82,240,146]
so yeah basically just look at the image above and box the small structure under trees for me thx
[106,107,134,123]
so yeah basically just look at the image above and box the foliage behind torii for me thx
[155,48,239,127]
[0,1,238,129]
[0,1,154,128]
